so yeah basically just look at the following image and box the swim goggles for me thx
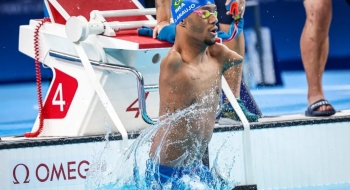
[193,10,218,19]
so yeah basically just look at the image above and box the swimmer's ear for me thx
[179,19,186,27]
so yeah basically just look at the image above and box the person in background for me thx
[301,0,336,117]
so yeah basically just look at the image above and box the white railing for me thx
[221,77,254,184]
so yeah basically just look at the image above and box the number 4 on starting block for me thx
[43,68,78,119]
[52,83,66,112]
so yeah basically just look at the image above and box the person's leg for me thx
[215,0,244,98]
[301,0,335,116]
[215,0,258,122]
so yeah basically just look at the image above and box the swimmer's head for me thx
[171,0,216,25]
[172,0,218,46]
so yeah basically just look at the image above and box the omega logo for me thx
[13,164,30,184]
[12,160,90,184]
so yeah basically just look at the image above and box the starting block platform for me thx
[0,0,350,189]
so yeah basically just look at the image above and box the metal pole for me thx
[48,50,157,125]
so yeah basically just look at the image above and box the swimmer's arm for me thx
[156,0,172,24]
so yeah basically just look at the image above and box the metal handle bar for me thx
[49,50,158,125]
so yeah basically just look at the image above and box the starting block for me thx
[19,0,173,145]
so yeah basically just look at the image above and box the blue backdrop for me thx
[242,0,350,71]
[0,0,349,83]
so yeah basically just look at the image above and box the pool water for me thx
[82,100,350,190]
[84,104,239,190]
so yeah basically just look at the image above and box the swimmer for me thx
[151,0,259,123]
[146,0,243,188]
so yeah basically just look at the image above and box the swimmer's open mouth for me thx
[210,27,218,36]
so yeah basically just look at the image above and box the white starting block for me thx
[19,0,173,144]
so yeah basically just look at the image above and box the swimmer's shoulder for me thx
[208,43,243,66]
[160,49,183,73]
[208,43,228,58]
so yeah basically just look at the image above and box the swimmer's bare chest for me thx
[159,58,222,115]
[153,58,223,166]
[185,63,221,104]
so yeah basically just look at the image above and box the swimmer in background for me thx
[146,0,243,188]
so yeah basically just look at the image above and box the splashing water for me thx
[84,102,238,190]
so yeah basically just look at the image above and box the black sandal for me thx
[305,99,336,117]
